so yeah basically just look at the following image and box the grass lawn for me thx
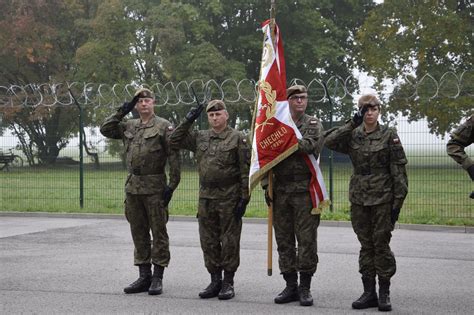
[1,163,472,226]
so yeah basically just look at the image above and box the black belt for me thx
[275,173,312,182]
[354,168,390,175]
[200,175,240,189]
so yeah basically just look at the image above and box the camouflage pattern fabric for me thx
[351,203,396,279]
[169,120,250,273]
[447,115,474,170]
[324,121,408,280]
[100,111,180,267]
[269,114,324,275]
[125,193,170,266]
[272,114,325,193]
[198,198,242,273]
[100,112,181,193]
[324,121,408,209]
[273,191,321,274]
[170,120,250,199]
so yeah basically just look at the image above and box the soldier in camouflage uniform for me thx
[262,85,324,307]
[169,99,250,300]
[446,115,474,199]
[100,88,181,295]
[324,94,408,312]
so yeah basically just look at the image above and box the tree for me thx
[0,0,102,165]
[355,0,473,135]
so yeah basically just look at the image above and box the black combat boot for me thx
[123,264,152,294]
[378,278,392,311]
[148,264,164,295]
[218,271,235,300]
[274,272,299,304]
[352,276,378,309]
[199,272,222,298]
[298,272,313,306]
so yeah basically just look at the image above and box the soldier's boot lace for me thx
[298,272,313,306]
[199,271,222,298]
[218,271,235,300]
[378,278,392,312]
[123,264,152,294]
[148,264,164,295]
[274,272,299,304]
[352,276,378,309]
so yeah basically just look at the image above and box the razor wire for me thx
[0,70,472,108]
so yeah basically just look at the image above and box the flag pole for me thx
[266,0,277,277]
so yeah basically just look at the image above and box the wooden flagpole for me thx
[267,0,276,277]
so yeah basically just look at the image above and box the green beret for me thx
[134,88,155,99]
[206,100,226,112]
[286,85,307,99]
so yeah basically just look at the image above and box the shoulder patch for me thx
[392,137,400,144]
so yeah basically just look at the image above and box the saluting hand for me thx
[185,104,205,122]
[352,106,368,126]
[120,94,140,116]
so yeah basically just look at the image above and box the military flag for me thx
[249,20,329,214]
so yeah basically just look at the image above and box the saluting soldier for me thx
[169,99,250,300]
[263,85,324,307]
[100,88,181,295]
[324,94,408,312]
[446,114,474,199]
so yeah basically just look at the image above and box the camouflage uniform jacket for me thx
[325,121,408,209]
[271,114,325,193]
[169,120,250,200]
[100,111,180,194]
[446,115,474,170]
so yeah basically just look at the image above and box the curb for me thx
[0,211,472,233]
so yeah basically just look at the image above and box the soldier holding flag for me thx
[262,85,325,307]
[249,16,329,307]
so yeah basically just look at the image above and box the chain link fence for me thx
[0,75,472,225]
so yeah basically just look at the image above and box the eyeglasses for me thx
[289,95,308,101]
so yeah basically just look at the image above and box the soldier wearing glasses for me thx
[100,88,181,296]
[324,94,408,312]
[263,85,324,307]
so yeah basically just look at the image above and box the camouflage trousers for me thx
[198,197,242,273]
[273,191,321,274]
[125,193,170,267]
[351,202,396,279]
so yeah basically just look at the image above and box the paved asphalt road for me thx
[0,214,473,314]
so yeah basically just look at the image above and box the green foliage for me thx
[1,164,472,226]
[355,0,473,135]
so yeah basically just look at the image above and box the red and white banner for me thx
[249,20,329,213]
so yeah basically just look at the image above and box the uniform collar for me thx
[294,114,309,128]
[139,115,156,128]
[210,126,231,139]
[364,123,385,139]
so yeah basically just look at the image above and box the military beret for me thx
[134,88,155,99]
[358,94,381,108]
[206,99,226,112]
[286,85,307,99]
